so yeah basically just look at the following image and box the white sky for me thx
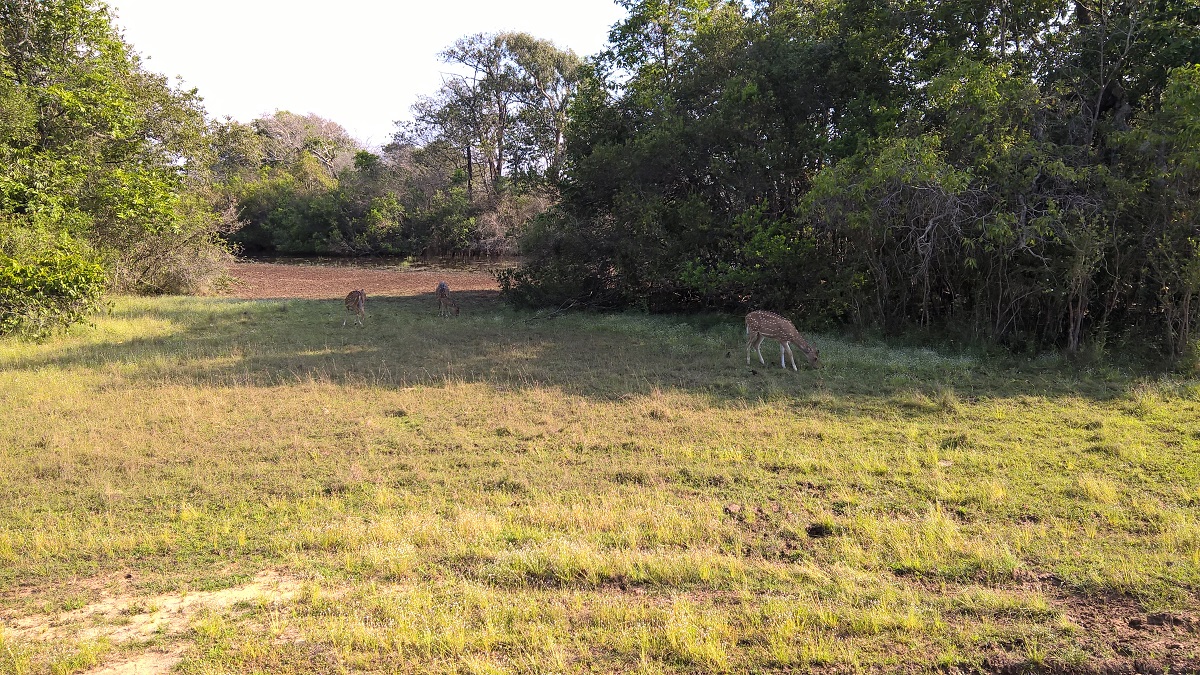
[107,1,628,148]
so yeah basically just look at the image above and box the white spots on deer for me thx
[745,310,820,370]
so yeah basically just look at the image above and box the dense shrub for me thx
[0,240,107,339]
[1,0,236,331]
[507,0,1200,361]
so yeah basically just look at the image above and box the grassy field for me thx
[0,293,1198,674]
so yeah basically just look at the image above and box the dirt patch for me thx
[976,571,1200,674]
[85,647,186,675]
[223,261,501,300]
[6,570,300,644]
[1055,596,1199,674]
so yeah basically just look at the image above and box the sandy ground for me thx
[222,261,502,300]
[7,571,301,675]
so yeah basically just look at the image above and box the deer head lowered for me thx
[745,310,820,370]
[344,289,366,327]
[435,281,459,317]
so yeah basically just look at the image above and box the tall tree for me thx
[253,110,359,177]
[413,32,582,198]
[504,32,582,184]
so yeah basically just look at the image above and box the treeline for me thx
[220,32,582,257]
[6,0,1200,360]
[503,0,1200,359]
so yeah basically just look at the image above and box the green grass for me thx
[1,294,1198,673]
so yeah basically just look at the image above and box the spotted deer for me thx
[745,310,820,370]
[343,289,366,327]
[435,281,459,317]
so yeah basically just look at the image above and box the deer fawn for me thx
[435,281,459,317]
[343,289,366,326]
[745,310,820,370]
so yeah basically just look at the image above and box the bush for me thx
[108,197,241,295]
[0,244,107,339]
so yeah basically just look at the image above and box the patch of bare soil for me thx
[222,261,501,300]
[5,570,301,675]
[85,647,187,675]
[978,571,1199,674]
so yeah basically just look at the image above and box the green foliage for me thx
[0,231,106,338]
[510,0,1200,360]
[0,0,236,326]
[215,32,580,259]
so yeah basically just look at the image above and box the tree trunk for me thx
[466,145,474,201]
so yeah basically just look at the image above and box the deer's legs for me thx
[781,342,800,369]
[747,331,765,365]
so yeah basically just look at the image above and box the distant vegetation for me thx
[220,31,582,259]
[3,0,1200,362]
[0,2,580,337]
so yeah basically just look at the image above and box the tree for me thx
[506,0,1200,361]
[413,32,583,198]
[1,0,233,330]
[253,110,359,177]
[503,33,583,184]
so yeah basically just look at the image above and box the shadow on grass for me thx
[1,292,1141,404]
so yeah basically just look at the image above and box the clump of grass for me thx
[1074,475,1120,504]
[1128,381,1165,418]
[934,386,963,414]
[945,588,1055,620]
[662,599,732,670]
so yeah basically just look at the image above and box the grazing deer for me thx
[343,289,366,327]
[745,310,820,370]
[435,281,459,317]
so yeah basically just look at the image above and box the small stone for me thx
[724,503,743,516]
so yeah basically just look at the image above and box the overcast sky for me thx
[107,1,628,148]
